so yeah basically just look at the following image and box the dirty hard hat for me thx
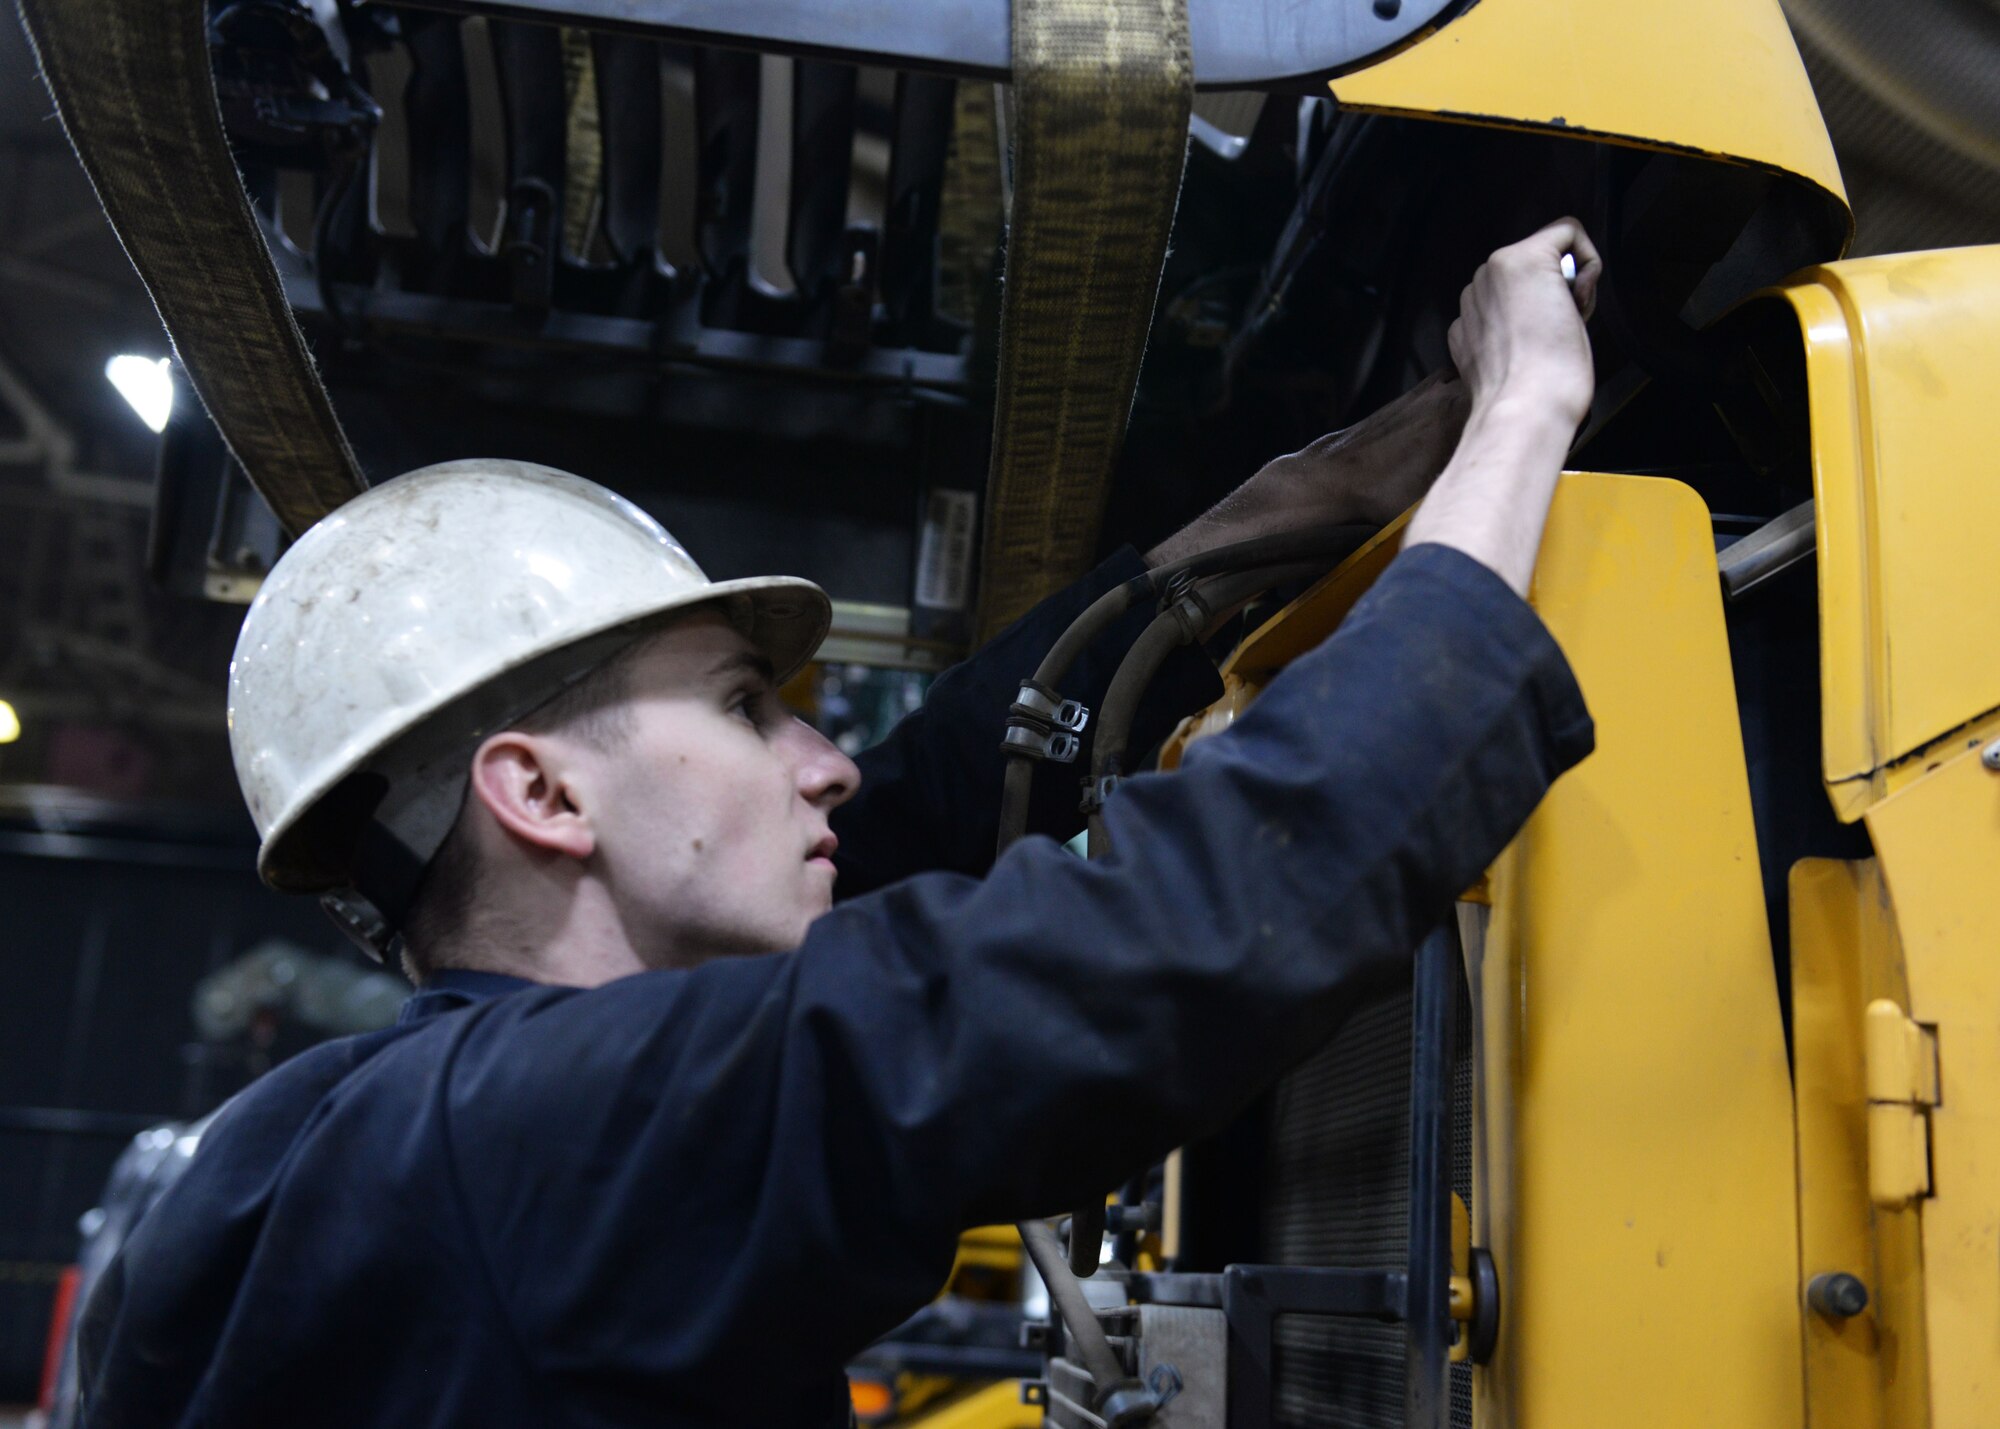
[228,460,832,931]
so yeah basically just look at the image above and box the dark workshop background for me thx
[2,0,1998,1408]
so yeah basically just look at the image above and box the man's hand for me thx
[1446,217,1601,429]
[1404,218,1602,596]
[1145,369,1472,569]
[1145,216,1599,594]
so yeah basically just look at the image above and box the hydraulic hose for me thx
[1086,561,1328,857]
[1002,530,1372,1358]
[993,525,1373,857]
[1019,1217,1129,1397]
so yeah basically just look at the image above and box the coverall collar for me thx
[399,967,538,1025]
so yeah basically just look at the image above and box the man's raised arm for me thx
[832,361,1475,896]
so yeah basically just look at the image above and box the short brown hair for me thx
[398,639,647,982]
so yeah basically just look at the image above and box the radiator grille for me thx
[1261,968,1475,1428]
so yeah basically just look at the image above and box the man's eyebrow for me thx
[704,649,775,684]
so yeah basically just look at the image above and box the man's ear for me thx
[467,731,596,860]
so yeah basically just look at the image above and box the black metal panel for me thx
[786,61,857,303]
[591,32,664,267]
[283,277,969,391]
[400,12,473,284]
[692,45,759,318]
[390,0,1470,89]
[1402,925,1456,1424]
[879,72,955,342]
[1257,926,1475,1429]
[488,20,568,310]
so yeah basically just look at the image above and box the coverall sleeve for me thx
[439,544,1593,1425]
[829,548,1222,894]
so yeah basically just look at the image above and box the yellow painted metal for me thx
[897,1379,1039,1429]
[1331,0,1848,226]
[1177,474,1803,1425]
[1863,1001,1939,1109]
[1867,1102,1932,1210]
[1766,247,2000,817]
[1862,998,1940,1211]
[1863,737,2000,1424]
[1789,857,1929,1429]
[1475,474,1801,1427]
[1449,1192,1474,1361]
[1160,512,1412,769]
[949,1224,1024,1276]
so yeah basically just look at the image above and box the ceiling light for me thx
[0,700,19,745]
[106,354,174,434]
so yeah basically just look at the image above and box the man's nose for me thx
[788,718,860,809]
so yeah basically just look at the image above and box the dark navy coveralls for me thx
[75,543,1592,1428]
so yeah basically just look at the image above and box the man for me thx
[76,219,1601,1427]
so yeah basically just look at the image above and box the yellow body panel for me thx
[899,1380,1038,1429]
[1862,740,2000,1424]
[1476,474,1800,1427]
[1768,247,2000,814]
[1331,0,1847,221]
[1789,859,1930,1428]
[1183,474,1804,1425]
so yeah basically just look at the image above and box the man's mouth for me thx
[807,833,839,870]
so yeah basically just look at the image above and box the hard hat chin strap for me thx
[325,769,472,965]
[307,622,647,965]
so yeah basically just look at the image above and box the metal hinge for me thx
[1865,999,1939,1207]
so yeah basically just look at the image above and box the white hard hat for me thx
[228,459,831,922]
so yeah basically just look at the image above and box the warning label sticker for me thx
[915,489,977,611]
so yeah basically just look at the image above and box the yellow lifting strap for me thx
[17,0,368,536]
[975,0,1193,641]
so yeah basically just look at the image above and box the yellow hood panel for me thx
[1333,0,1849,235]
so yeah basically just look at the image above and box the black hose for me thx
[1000,531,1373,1371]
[993,525,1374,857]
[1087,561,1327,857]
[1019,1217,1127,1394]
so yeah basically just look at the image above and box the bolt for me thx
[1982,738,2000,771]
[1807,1271,1870,1320]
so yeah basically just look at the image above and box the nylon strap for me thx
[17,0,367,536]
[935,81,1005,329]
[975,0,1192,640]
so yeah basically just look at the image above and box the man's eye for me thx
[730,690,769,726]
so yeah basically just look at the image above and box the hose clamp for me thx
[1078,773,1122,815]
[1001,680,1089,763]
[1013,680,1090,732]
[1002,722,1082,763]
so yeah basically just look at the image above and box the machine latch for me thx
[1864,999,1938,1207]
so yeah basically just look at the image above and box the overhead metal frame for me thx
[378,0,1473,89]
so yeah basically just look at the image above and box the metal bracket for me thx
[1719,499,1815,601]
[1079,774,1123,815]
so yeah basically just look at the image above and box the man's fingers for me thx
[1493,216,1604,321]
[1520,215,1590,262]
[1560,222,1605,321]
[1570,258,1603,321]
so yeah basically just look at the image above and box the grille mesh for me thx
[1261,968,1475,1428]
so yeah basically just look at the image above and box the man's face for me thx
[574,613,860,966]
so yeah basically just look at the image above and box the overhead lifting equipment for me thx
[15,0,1472,614]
